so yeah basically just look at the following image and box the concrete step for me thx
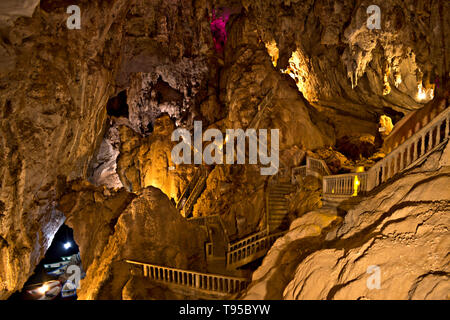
[269,200,286,205]
[269,206,288,210]
[270,199,288,203]
[272,185,293,190]
[269,209,288,214]
[273,183,294,188]
[269,224,289,229]
[269,219,289,224]
[270,215,288,220]
[270,211,288,215]
[272,187,294,192]
[270,217,288,221]
[269,220,288,224]
[270,189,291,194]
[269,197,287,201]
[269,195,287,200]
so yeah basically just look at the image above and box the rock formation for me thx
[0,0,448,300]
[243,141,450,300]
[59,181,207,299]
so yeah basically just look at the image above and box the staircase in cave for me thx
[187,214,231,275]
[176,89,275,218]
[322,100,449,207]
[226,230,286,270]
[267,182,295,233]
[171,96,449,292]
[224,100,450,270]
[177,167,209,217]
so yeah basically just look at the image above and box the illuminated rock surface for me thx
[60,182,207,299]
[0,0,448,299]
[243,142,450,300]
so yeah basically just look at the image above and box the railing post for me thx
[142,265,147,277]
[421,135,425,155]
[406,146,410,168]
[195,274,200,288]
[388,160,392,180]
[413,140,418,161]
[393,155,398,175]
[436,125,441,146]
[428,130,433,151]
[446,116,449,137]
[399,149,404,170]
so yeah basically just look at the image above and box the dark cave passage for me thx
[9,224,82,300]
[106,90,129,118]
[0,0,448,303]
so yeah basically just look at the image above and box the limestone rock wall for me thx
[243,141,450,300]
[0,0,448,300]
[59,183,207,300]
[0,0,131,299]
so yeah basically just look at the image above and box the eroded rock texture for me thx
[0,0,448,300]
[59,182,207,299]
[243,142,450,300]
[0,0,131,299]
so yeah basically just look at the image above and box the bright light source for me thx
[38,284,49,294]
[64,242,72,250]
[417,83,433,101]
[417,86,427,100]
[353,175,361,197]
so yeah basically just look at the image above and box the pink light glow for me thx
[210,9,230,53]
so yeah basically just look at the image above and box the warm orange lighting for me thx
[38,284,49,294]
[265,40,279,67]
[383,73,391,95]
[417,83,434,101]
[394,73,402,87]
[379,115,394,136]
[356,166,365,173]
[353,175,360,196]
[281,49,314,101]
[417,84,427,100]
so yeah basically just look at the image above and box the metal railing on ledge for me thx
[323,171,369,195]
[247,90,274,130]
[180,168,208,217]
[323,106,450,201]
[291,166,307,184]
[176,167,202,211]
[126,260,248,295]
[307,157,331,177]
[291,156,331,184]
[227,230,269,252]
[226,231,286,269]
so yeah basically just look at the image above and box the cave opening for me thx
[382,106,405,126]
[9,224,82,300]
[106,90,129,118]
